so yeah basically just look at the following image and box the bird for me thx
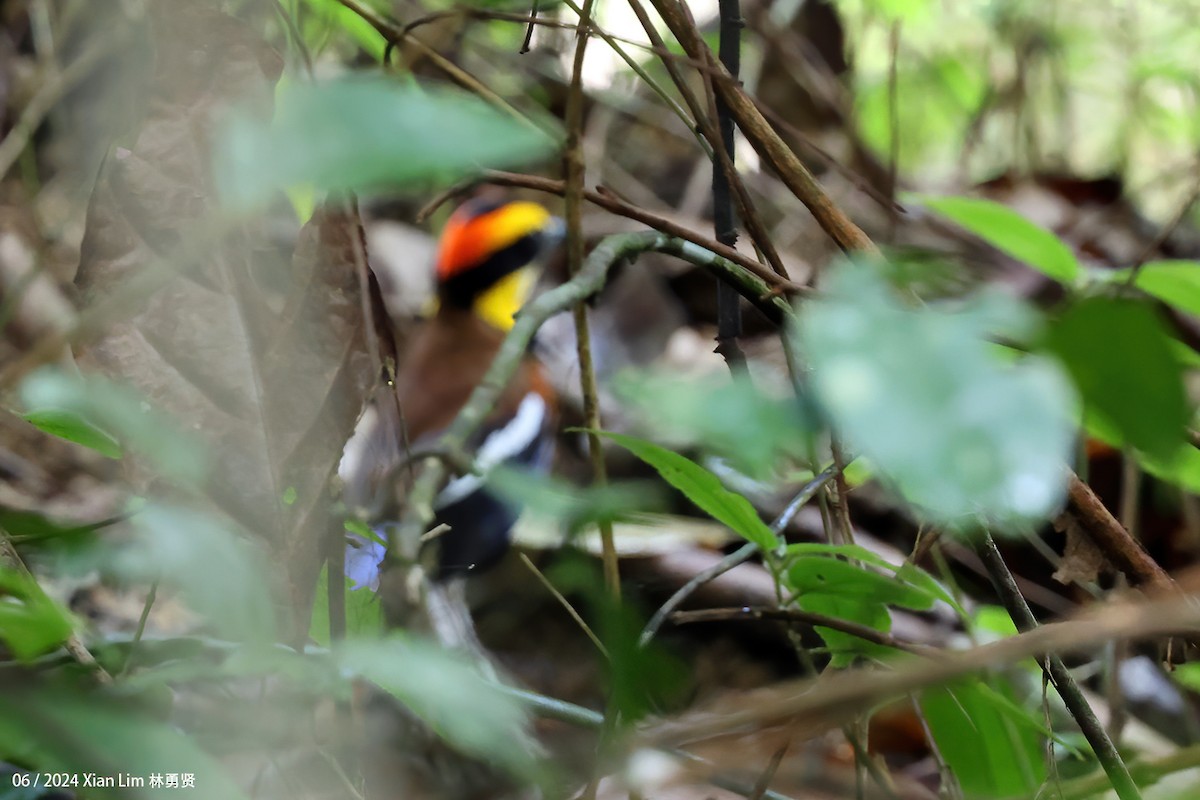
[340,195,563,591]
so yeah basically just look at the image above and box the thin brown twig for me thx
[333,0,540,133]
[1065,473,1176,595]
[670,606,938,657]
[562,0,618,608]
[644,0,879,258]
[483,170,804,294]
[622,0,790,281]
[644,593,1200,749]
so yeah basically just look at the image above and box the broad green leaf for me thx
[787,557,935,611]
[217,76,559,211]
[1084,409,1200,494]
[21,408,121,459]
[972,604,1019,639]
[309,563,383,647]
[0,569,74,661]
[785,544,963,617]
[0,680,249,800]
[920,196,1081,284]
[1114,260,1200,318]
[337,636,539,780]
[596,431,777,550]
[1045,297,1188,460]
[298,0,389,59]
[796,591,894,667]
[799,262,1075,532]
[921,679,1046,797]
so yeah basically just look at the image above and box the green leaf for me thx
[787,557,935,611]
[20,408,121,459]
[785,544,964,618]
[298,0,388,59]
[337,635,538,780]
[1113,260,1200,318]
[217,76,559,211]
[309,564,383,647]
[921,678,1046,797]
[0,569,74,661]
[595,431,777,550]
[919,196,1081,284]
[799,262,1076,532]
[796,591,894,667]
[1045,297,1188,460]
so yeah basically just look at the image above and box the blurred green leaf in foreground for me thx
[799,261,1076,533]
[216,75,560,211]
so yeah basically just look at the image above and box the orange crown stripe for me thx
[436,201,551,282]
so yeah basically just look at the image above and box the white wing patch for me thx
[435,392,547,509]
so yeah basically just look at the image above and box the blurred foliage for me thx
[1044,296,1188,460]
[613,372,811,480]
[920,679,1047,797]
[19,369,208,484]
[798,261,1076,532]
[4,0,1200,798]
[838,0,1200,216]
[919,195,1082,284]
[217,76,560,211]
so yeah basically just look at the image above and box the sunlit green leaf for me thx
[796,591,894,667]
[787,557,935,610]
[0,569,74,661]
[20,408,121,459]
[595,431,777,550]
[298,0,389,59]
[799,262,1075,532]
[919,196,1081,284]
[1113,260,1200,318]
[1084,408,1200,494]
[921,679,1046,797]
[217,76,559,211]
[337,635,539,779]
[1045,297,1188,460]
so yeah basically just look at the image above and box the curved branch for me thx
[380,231,794,576]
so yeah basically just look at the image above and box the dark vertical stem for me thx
[976,534,1142,800]
[713,0,746,372]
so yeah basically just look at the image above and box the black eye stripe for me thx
[438,233,542,307]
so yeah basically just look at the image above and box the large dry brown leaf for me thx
[73,0,380,629]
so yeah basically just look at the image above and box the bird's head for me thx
[434,198,563,331]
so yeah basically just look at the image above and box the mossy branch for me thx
[379,230,793,577]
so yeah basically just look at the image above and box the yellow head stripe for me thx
[473,266,538,331]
